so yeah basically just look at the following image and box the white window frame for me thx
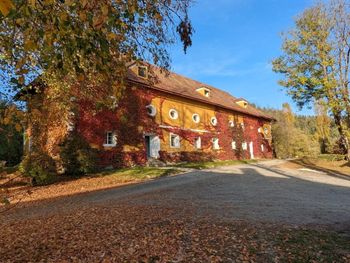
[194,137,201,149]
[210,117,217,126]
[242,141,247,151]
[261,144,265,152]
[169,133,180,148]
[231,140,236,150]
[212,138,219,150]
[192,113,200,123]
[169,109,179,120]
[146,104,157,117]
[103,131,117,147]
[229,120,235,127]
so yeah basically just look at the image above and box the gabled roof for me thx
[126,64,274,121]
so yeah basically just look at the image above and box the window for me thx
[231,140,236,150]
[138,66,148,78]
[170,133,180,148]
[196,87,210,97]
[194,137,201,149]
[212,138,219,150]
[240,122,245,129]
[146,104,156,117]
[104,131,117,147]
[169,109,179,120]
[229,120,234,127]
[261,144,265,152]
[210,117,217,126]
[192,113,200,123]
[242,142,247,151]
[264,127,269,135]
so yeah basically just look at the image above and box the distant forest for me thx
[260,103,343,159]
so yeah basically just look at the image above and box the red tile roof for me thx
[126,64,274,121]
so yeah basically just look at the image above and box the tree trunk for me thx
[333,111,350,160]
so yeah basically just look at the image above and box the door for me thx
[150,136,160,158]
[145,135,160,159]
[249,141,254,159]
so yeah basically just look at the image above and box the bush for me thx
[60,133,98,175]
[19,152,57,186]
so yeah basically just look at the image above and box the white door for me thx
[249,141,254,159]
[150,136,160,158]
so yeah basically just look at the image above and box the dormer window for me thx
[138,66,148,78]
[196,87,210,97]
[235,99,248,108]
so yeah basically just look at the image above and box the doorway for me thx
[249,141,254,159]
[144,135,160,159]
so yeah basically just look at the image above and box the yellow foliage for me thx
[0,0,14,16]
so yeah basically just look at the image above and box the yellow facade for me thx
[149,94,244,153]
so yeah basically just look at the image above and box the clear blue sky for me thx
[169,0,315,115]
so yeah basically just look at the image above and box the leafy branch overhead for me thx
[0,0,194,99]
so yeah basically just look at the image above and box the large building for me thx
[23,62,274,168]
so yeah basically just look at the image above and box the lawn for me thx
[174,159,258,169]
[288,154,350,176]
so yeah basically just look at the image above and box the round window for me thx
[264,127,269,135]
[210,117,217,126]
[229,120,234,127]
[169,109,178,120]
[146,105,156,117]
[192,114,200,123]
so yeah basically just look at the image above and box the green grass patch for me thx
[277,229,350,262]
[96,167,183,180]
[317,154,346,162]
[174,159,258,169]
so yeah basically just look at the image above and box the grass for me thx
[95,166,183,180]
[291,154,350,176]
[276,228,350,262]
[174,159,258,169]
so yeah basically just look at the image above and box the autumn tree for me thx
[314,100,331,153]
[272,0,350,159]
[0,0,193,104]
[266,103,319,158]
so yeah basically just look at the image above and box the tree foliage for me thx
[0,0,193,104]
[272,0,350,159]
[0,100,23,166]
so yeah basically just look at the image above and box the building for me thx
[22,62,274,169]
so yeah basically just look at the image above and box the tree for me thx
[314,100,331,153]
[0,0,193,104]
[0,100,23,166]
[272,0,350,159]
[263,103,320,158]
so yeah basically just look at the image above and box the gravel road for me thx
[3,159,350,227]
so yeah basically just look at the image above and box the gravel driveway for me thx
[4,160,350,227]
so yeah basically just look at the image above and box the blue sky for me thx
[169,0,315,115]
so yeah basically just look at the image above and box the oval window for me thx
[192,114,200,123]
[229,120,234,127]
[169,109,179,120]
[210,117,217,126]
[146,105,156,117]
